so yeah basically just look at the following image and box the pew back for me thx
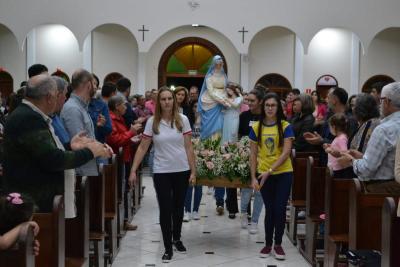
[306,156,326,217]
[0,224,35,267]
[32,195,64,267]
[381,197,400,267]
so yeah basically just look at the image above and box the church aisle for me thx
[112,173,310,267]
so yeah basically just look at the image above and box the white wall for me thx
[0,24,26,88]
[146,26,240,92]
[303,28,353,91]
[360,28,400,86]
[92,24,138,87]
[248,27,295,89]
[34,24,82,78]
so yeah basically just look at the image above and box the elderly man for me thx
[2,74,110,212]
[61,69,101,176]
[340,82,400,194]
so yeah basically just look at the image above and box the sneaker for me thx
[240,214,248,229]
[259,246,271,258]
[173,240,187,254]
[162,250,173,263]
[207,187,214,195]
[248,222,258,234]
[228,213,236,219]
[273,245,286,260]
[298,211,306,219]
[183,212,191,222]
[216,206,224,215]
[192,211,200,220]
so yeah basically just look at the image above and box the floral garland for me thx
[193,136,251,185]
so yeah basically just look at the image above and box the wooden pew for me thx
[104,155,118,264]
[286,150,319,245]
[65,176,89,267]
[88,169,105,267]
[323,172,352,267]
[32,195,64,267]
[348,179,398,251]
[298,156,326,266]
[116,148,126,245]
[0,224,36,267]
[381,197,400,267]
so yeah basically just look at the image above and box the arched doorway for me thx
[255,73,292,99]
[103,72,123,85]
[51,69,70,83]
[158,37,227,89]
[361,75,395,93]
[0,69,13,98]
[316,74,338,99]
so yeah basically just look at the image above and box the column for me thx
[136,52,147,95]
[294,36,304,91]
[239,53,249,91]
[82,33,92,72]
[350,33,360,95]
[26,29,36,77]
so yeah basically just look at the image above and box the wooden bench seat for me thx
[381,197,400,267]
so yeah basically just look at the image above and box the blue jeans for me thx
[214,187,225,207]
[184,185,203,212]
[240,188,263,223]
[260,172,293,246]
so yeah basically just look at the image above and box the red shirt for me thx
[106,111,135,163]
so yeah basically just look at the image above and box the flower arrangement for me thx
[193,136,251,186]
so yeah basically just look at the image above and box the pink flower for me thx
[200,149,210,157]
[207,150,215,157]
[222,153,232,160]
[206,161,215,170]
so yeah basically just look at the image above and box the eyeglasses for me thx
[380,97,390,103]
[265,104,277,109]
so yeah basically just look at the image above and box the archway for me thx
[361,75,394,93]
[255,73,292,99]
[158,37,227,89]
[316,74,338,99]
[0,69,14,98]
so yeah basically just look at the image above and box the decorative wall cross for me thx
[238,26,248,44]
[138,25,149,42]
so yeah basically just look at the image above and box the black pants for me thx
[153,170,189,251]
[260,172,293,246]
[226,188,239,214]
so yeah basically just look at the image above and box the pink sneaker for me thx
[259,246,271,258]
[274,245,286,260]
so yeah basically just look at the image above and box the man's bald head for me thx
[25,74,57,100]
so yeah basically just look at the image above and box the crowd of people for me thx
[1,60,400,264]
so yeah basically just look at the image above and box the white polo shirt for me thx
[143,114,192,173]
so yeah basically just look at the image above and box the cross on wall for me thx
[238,26,248,44]
[138,25,149,42]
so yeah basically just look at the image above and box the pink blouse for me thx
[328,133,348,171]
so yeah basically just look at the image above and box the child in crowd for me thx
[0,193,40,254]
[324,113,352,178]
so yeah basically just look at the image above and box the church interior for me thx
[1,0,400,266]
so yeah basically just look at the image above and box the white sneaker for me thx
[207,187,214,195]
[248,222,258,234]
[183,212,191,222]
[240,214,248,229]
[192,211,200,220]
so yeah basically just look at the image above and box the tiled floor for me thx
[112,172,310,267]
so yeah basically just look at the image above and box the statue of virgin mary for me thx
[198,55,228,140]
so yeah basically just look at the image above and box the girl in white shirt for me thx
[129,86,196,263]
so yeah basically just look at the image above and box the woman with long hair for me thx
[128,86,195,263]
[174,86,191,116]
[249,93,294,260]
[311,90,327,124]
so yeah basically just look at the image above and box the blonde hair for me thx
[152,86,183,134]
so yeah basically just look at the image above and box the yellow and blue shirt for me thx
[249,120,294,174]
